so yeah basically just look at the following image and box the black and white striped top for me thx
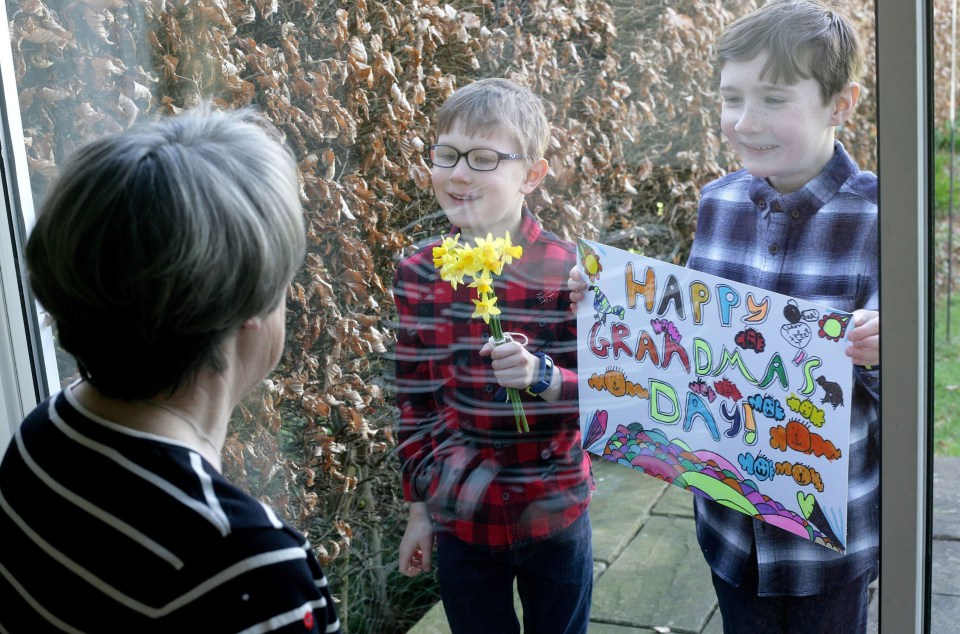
[0,387,341,633]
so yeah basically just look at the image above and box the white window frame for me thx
[0,0,58,445]
[0,0,935,629]
[876,0,932,630]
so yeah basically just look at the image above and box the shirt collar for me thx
[449,205,542,246]
[748,141,857,220]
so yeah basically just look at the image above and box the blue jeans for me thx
[436,511,593,634]
[711,547,870,634]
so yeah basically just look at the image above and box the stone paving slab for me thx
[933,456,960,539]
[407,581,525,634]
[590,515,716,633]
[932,539,960,597]
[586,624,660,633]
[590,458,668,564]
[407,603,449,634]
[650,480,696,520]
[703,610,724,634]
[931,593,960,633]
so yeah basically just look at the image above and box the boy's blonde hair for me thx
[718,0,865,104]
[435,78,550,164]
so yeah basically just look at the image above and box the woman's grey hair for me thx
[26,105,305,400]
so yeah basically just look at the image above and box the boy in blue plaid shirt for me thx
[572,1,879,632]
[684,2,880,632]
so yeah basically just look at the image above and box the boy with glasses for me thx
[393,78,593,634]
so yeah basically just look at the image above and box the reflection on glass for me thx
[932,0,960,630]
[5,0,878,631]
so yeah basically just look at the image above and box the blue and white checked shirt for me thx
[686,142,880,596]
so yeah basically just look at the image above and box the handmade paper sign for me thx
[576,238,854,552]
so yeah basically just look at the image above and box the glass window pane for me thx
[2,0,933,632]
[932,0,957,631]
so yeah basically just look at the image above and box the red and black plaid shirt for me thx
[393,209,593,548]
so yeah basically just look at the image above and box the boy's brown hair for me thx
[718,0,865,104]
[435,78,551,165]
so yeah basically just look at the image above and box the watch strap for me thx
[525,351,553,396]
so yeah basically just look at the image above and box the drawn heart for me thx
[583,410,608,450]
[797,491,815,519]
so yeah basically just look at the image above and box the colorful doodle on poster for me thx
[576,239,853,552]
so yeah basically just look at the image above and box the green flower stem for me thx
[507,387,529,433]
[489,316,530,433]
[489,314,504,341]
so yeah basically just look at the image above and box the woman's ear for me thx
[830,82,861,126]
[241,316,264,331]
[519,158,549,195]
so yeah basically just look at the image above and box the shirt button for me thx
[484,384,495,393]
[502,492,510,501]
[772,200,782,211]
[758,199,766,209]
[769,244,779,255]
[791,210,800,219]
[541,448,552,459]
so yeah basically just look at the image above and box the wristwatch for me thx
[525,351,554,396]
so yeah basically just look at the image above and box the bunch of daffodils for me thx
[433,232,529,432]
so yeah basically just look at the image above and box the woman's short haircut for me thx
[718,0,865,104]
[26,105,305,400]
[435,77,551,164]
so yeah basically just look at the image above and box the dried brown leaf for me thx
[21,26,71,46]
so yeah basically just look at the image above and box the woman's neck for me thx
[70,381,229,471]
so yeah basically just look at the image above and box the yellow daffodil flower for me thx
[440,270,465,290]
[471,293,501,324]
[430,231,528,431]
[502,231,523,265]
[455,247,483,279]
[432,234,461,268]
[472,233,505,276]
[469,270,495,295]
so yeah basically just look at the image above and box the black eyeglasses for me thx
[428,144,527,172]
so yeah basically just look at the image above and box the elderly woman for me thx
[0,107,341,633]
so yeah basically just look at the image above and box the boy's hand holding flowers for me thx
[433,231,542,432]
[479,339,550,393]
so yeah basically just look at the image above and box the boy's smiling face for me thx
[432,124,546,241]
[719,51,858,194]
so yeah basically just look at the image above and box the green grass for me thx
[933,140,960,455]
[934,151,960,218]
[934,296,960,456]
